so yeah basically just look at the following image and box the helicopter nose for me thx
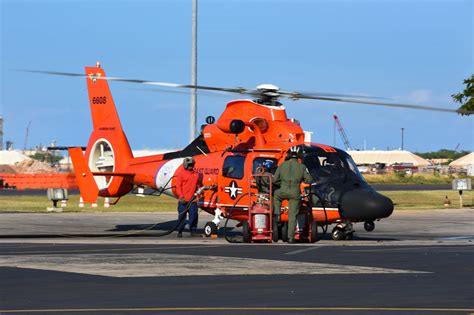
[340,189,394,221]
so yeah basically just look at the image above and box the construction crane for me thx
[24,121,31,152]
[333,113,352,150]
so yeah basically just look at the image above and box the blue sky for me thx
[1,0,473,152]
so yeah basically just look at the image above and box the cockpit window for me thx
[222,155,245,179]
[301,145,367,206]
[301,145,367,184]
[303,150,346,183]
[346,155,366,181]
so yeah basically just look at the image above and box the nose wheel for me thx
[364,221,375,232]
[331,222,354,241]
[204,221,218,237]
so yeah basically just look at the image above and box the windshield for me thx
[302,145,367,206]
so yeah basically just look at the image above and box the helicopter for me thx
[29,63,467,241]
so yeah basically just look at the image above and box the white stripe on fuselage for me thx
[155,158,184,198]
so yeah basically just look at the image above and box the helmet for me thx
[287,145,301,158]
[183,157,195,169]
[262,159,275,170]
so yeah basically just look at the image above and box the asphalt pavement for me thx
[0,209,473,314]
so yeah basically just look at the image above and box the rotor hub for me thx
[256,84,280,98]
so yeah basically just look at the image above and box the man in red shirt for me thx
[175,157,201,237]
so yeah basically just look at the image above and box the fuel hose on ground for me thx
[307,191,329,241]
[54,185,208,238]
[223,192,252,243]
[152,185,216,237]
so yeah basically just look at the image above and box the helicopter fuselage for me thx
[72,65,393,237]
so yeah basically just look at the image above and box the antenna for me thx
[24,121,32,152]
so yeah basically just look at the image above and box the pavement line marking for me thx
[343,245,470,252]
[285,246,321,255]
[0,253,430,277]
[0,307,473,313]
[435,236,474,240]
[0,244,223,255]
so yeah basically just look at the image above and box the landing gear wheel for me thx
[272,218,279,243]
[281,222,289,242]
[364,221,375,232]
[331,227,345,241]
[310,221,318,243]
[344,232,354,240]
[204,222,218,237]
[242,221,250,243]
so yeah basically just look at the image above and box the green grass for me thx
[0,194,178,213]
[380,190,473,210]
[0,190,472,212]
[364,173,473,185]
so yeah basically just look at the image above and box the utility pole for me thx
[190,0,198,142]
[401,127,405,150]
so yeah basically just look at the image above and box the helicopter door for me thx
[218,154,247,208]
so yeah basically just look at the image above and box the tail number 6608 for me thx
[92,96,107,104]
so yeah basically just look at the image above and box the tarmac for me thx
[0,208,473,314]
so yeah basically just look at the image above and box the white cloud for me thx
[406,89,433,103]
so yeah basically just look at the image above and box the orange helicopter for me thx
[29,63,464,241]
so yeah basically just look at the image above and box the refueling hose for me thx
[307,191,329,241]
[223,192,252,243]
[53,185,210,238]
[151,185,216,237]
[149,194,198,237]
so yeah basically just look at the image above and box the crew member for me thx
[255,159,276,195]
[273,146,312,243]
[175,157,201,238]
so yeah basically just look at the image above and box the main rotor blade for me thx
[289,94,467,114]
[21,69,469,114]
[136,87,236,98]
[20,69,85,77]
[279,91,391,100]
[20,69,258,95]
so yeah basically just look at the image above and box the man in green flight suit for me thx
[273,145,313,243]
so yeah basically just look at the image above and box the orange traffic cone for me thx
[104,197,110,208]
[79,197,84,208]
[61,199,67,208]
[91,200,98,208]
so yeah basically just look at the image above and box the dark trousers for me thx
[177,201,198,233]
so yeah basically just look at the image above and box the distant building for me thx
[449,152,474,176]
[347,150,431,174]
[0,150,30,165]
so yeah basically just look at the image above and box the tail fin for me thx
[86,65,126,132]
[85,65,133,167]
[77,65,134,196]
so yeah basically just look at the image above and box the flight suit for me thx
[273,158,312,240]
[255,171,272,195]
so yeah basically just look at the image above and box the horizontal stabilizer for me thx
[92,172,134,177]
[69,147,99,203]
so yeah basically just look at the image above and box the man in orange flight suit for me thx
[175,157,202,237]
